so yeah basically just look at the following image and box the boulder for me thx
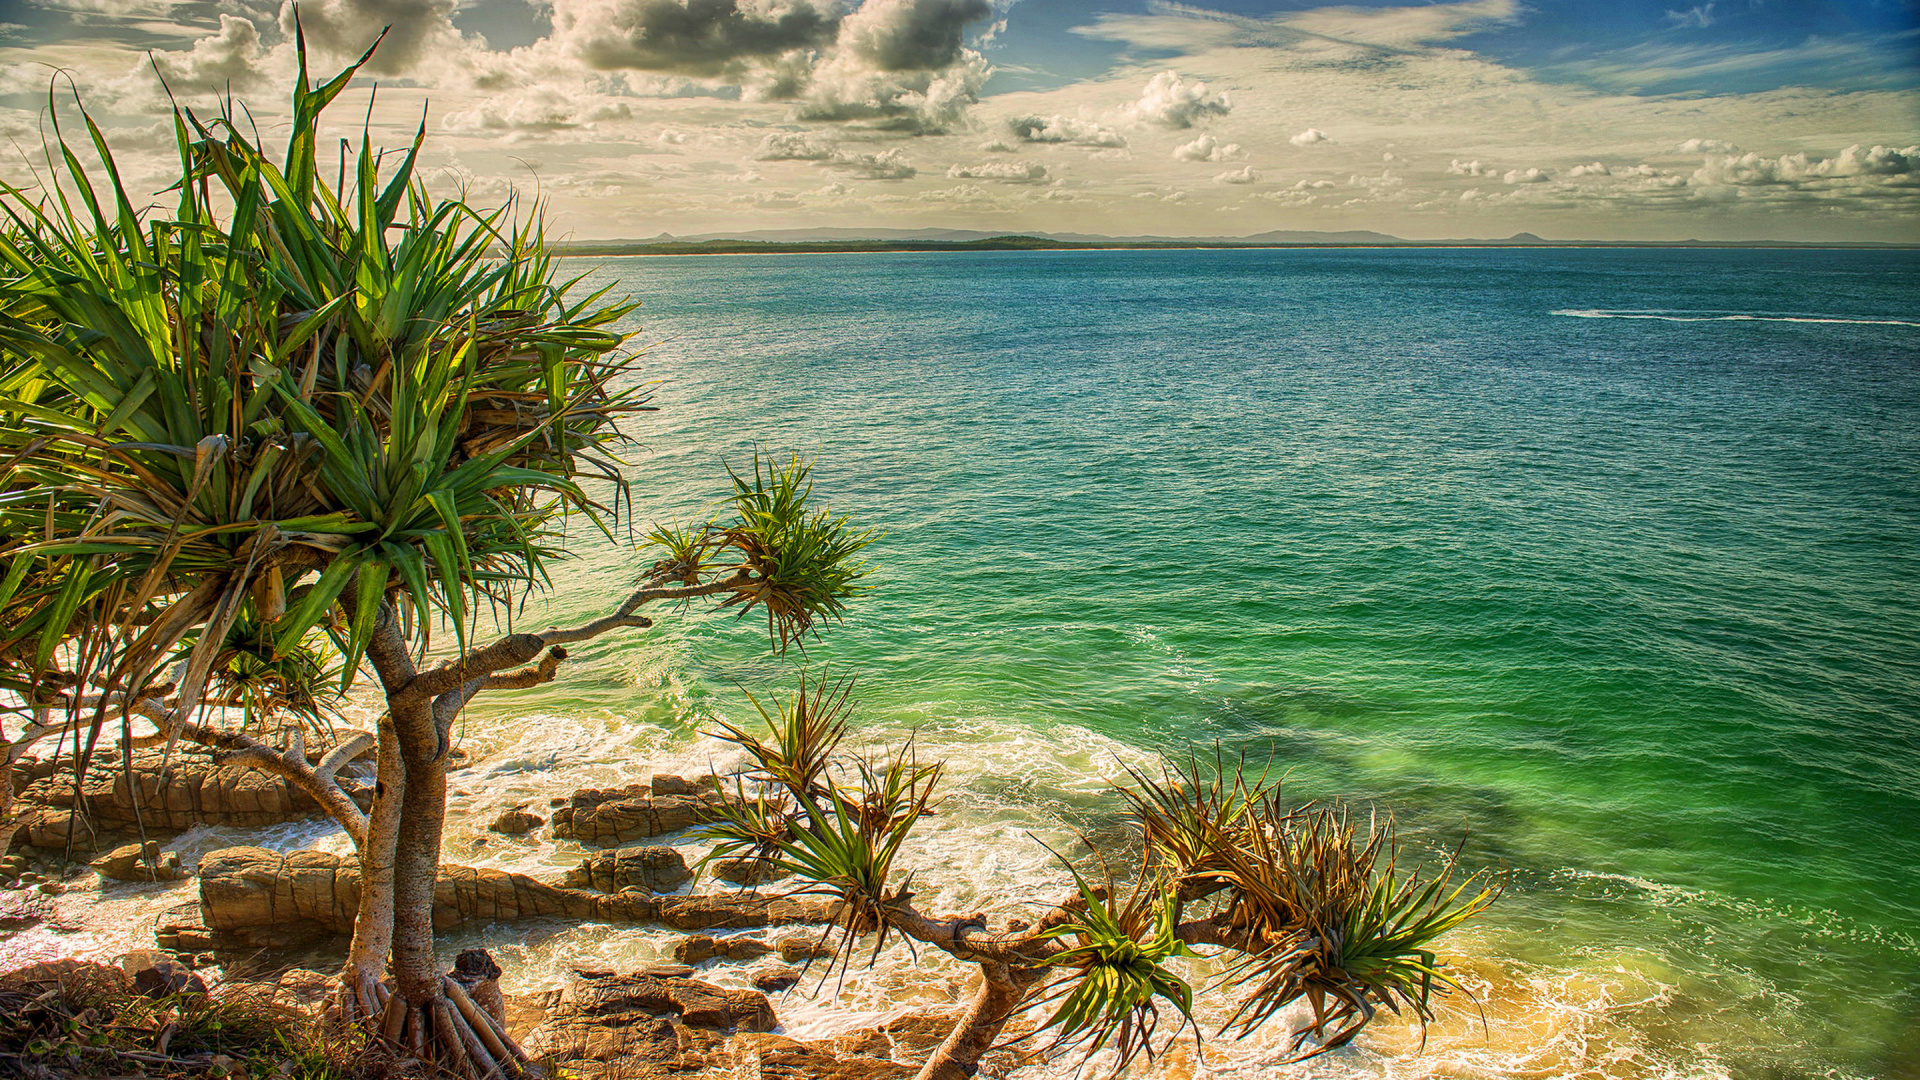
[752,967,801,993]
[91,840,189,882]
[558,966,775,1031]
[672,934,774,965]
[649,774,718,797]
[550,783,717,847]
[779,934,835,964]
[190,847,839,951]
[119,948,208,998]
[564,847,693,894]
[489,809,545,835]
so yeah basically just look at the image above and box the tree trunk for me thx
[336,722,402,1025]
[914,962,1043,1080]
[389,693,445,1003]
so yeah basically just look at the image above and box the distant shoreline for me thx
[556,236,1920,257]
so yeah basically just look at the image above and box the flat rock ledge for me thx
[549,775,721,847]
[522,968,943,1080]
[7,741,375,853]
[160,847,836,952]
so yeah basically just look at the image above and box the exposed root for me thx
[331,972,538,1079]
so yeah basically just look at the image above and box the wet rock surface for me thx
[91,840,190,881]
[9,740,375,852]
[182,847,839,951]
[565,846,693,893]
[550,779,719,847]
[489,809,545,835]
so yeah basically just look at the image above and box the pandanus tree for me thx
[703,699,1501,1078]
[0,32,872,1078]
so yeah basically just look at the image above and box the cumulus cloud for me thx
[549,0,989,132]
[1568,162,1611,177]
[754,132,918,177]
[1691,144,1920,186]
[1503,167,1550,183]
[1173,133,1245,162]
[1447,158,1495,176]
[281,0,471,75]
[755,130,837,160]
[833,147,916,178]
[150,14,271,92]
[978,138,1016,152]
[946,160,1048,182]
[793,0,992,131]
[1213,165,1257,184]
[553,0,840,75]
[1288,128,1328,146]
[1678,137,1739,153]
[1129,71,1230,129]
[1008,114,1127,148]
[444,92,633,134]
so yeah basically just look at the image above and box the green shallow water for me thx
[477,248,1920,1078]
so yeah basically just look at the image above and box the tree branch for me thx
[403,569,755,699]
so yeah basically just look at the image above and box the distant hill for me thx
[553,230,1915,256]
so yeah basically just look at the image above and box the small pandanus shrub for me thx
[700,687,1502,1079]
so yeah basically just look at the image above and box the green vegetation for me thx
[0,28,869,1080]
[700,692,1501,1076]
[0,27,1495,1080]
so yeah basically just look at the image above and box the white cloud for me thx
[831,147,917,179]
[1678,137,1739,153]
[1568,162,1611,177]
[149,13,271,92]
[755,131,838,160]
[1288,128,1328,146]
[1008,114,1127,147]
[1213,165,1257,184]
[946,160,1048,182]
[1503,167,1550,183]
[1129,71,1231,129]
[280,0,473,76]
[1172,133,1245,162]
[1691,144,1920,186]
[1448,158,1495,176]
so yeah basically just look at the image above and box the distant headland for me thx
[556,228,1920,256]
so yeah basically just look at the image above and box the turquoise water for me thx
[503,248,1920,1078]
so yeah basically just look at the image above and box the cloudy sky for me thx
[1,0,1916,240]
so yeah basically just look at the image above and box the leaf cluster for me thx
[1119,756,1501,1060]
[0,34,642,737]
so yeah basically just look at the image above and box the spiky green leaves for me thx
[643,454,874,653]
[0,36,642,723]
[1034,868,1199,1074]
[698,678,938,965]
[1120,758,1500,1061]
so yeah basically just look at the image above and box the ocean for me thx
[31,247,1920,1078]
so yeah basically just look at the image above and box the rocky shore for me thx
[0,743,992,1079]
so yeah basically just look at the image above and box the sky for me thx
[0,0,1916,240]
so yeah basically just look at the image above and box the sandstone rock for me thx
[562,967,776,1032]
[649,774,718,797]
[752,967,801,993]
[672,934,774,966]
[274,967,334,1009]
[779,934,835,964]
[732,1033,917,1080]
[91,840,188,882]
[565,847,693,893]
[489,809,544,835]
[13,740,375,852]
[550,783,717,847]
[192,847,839,951]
